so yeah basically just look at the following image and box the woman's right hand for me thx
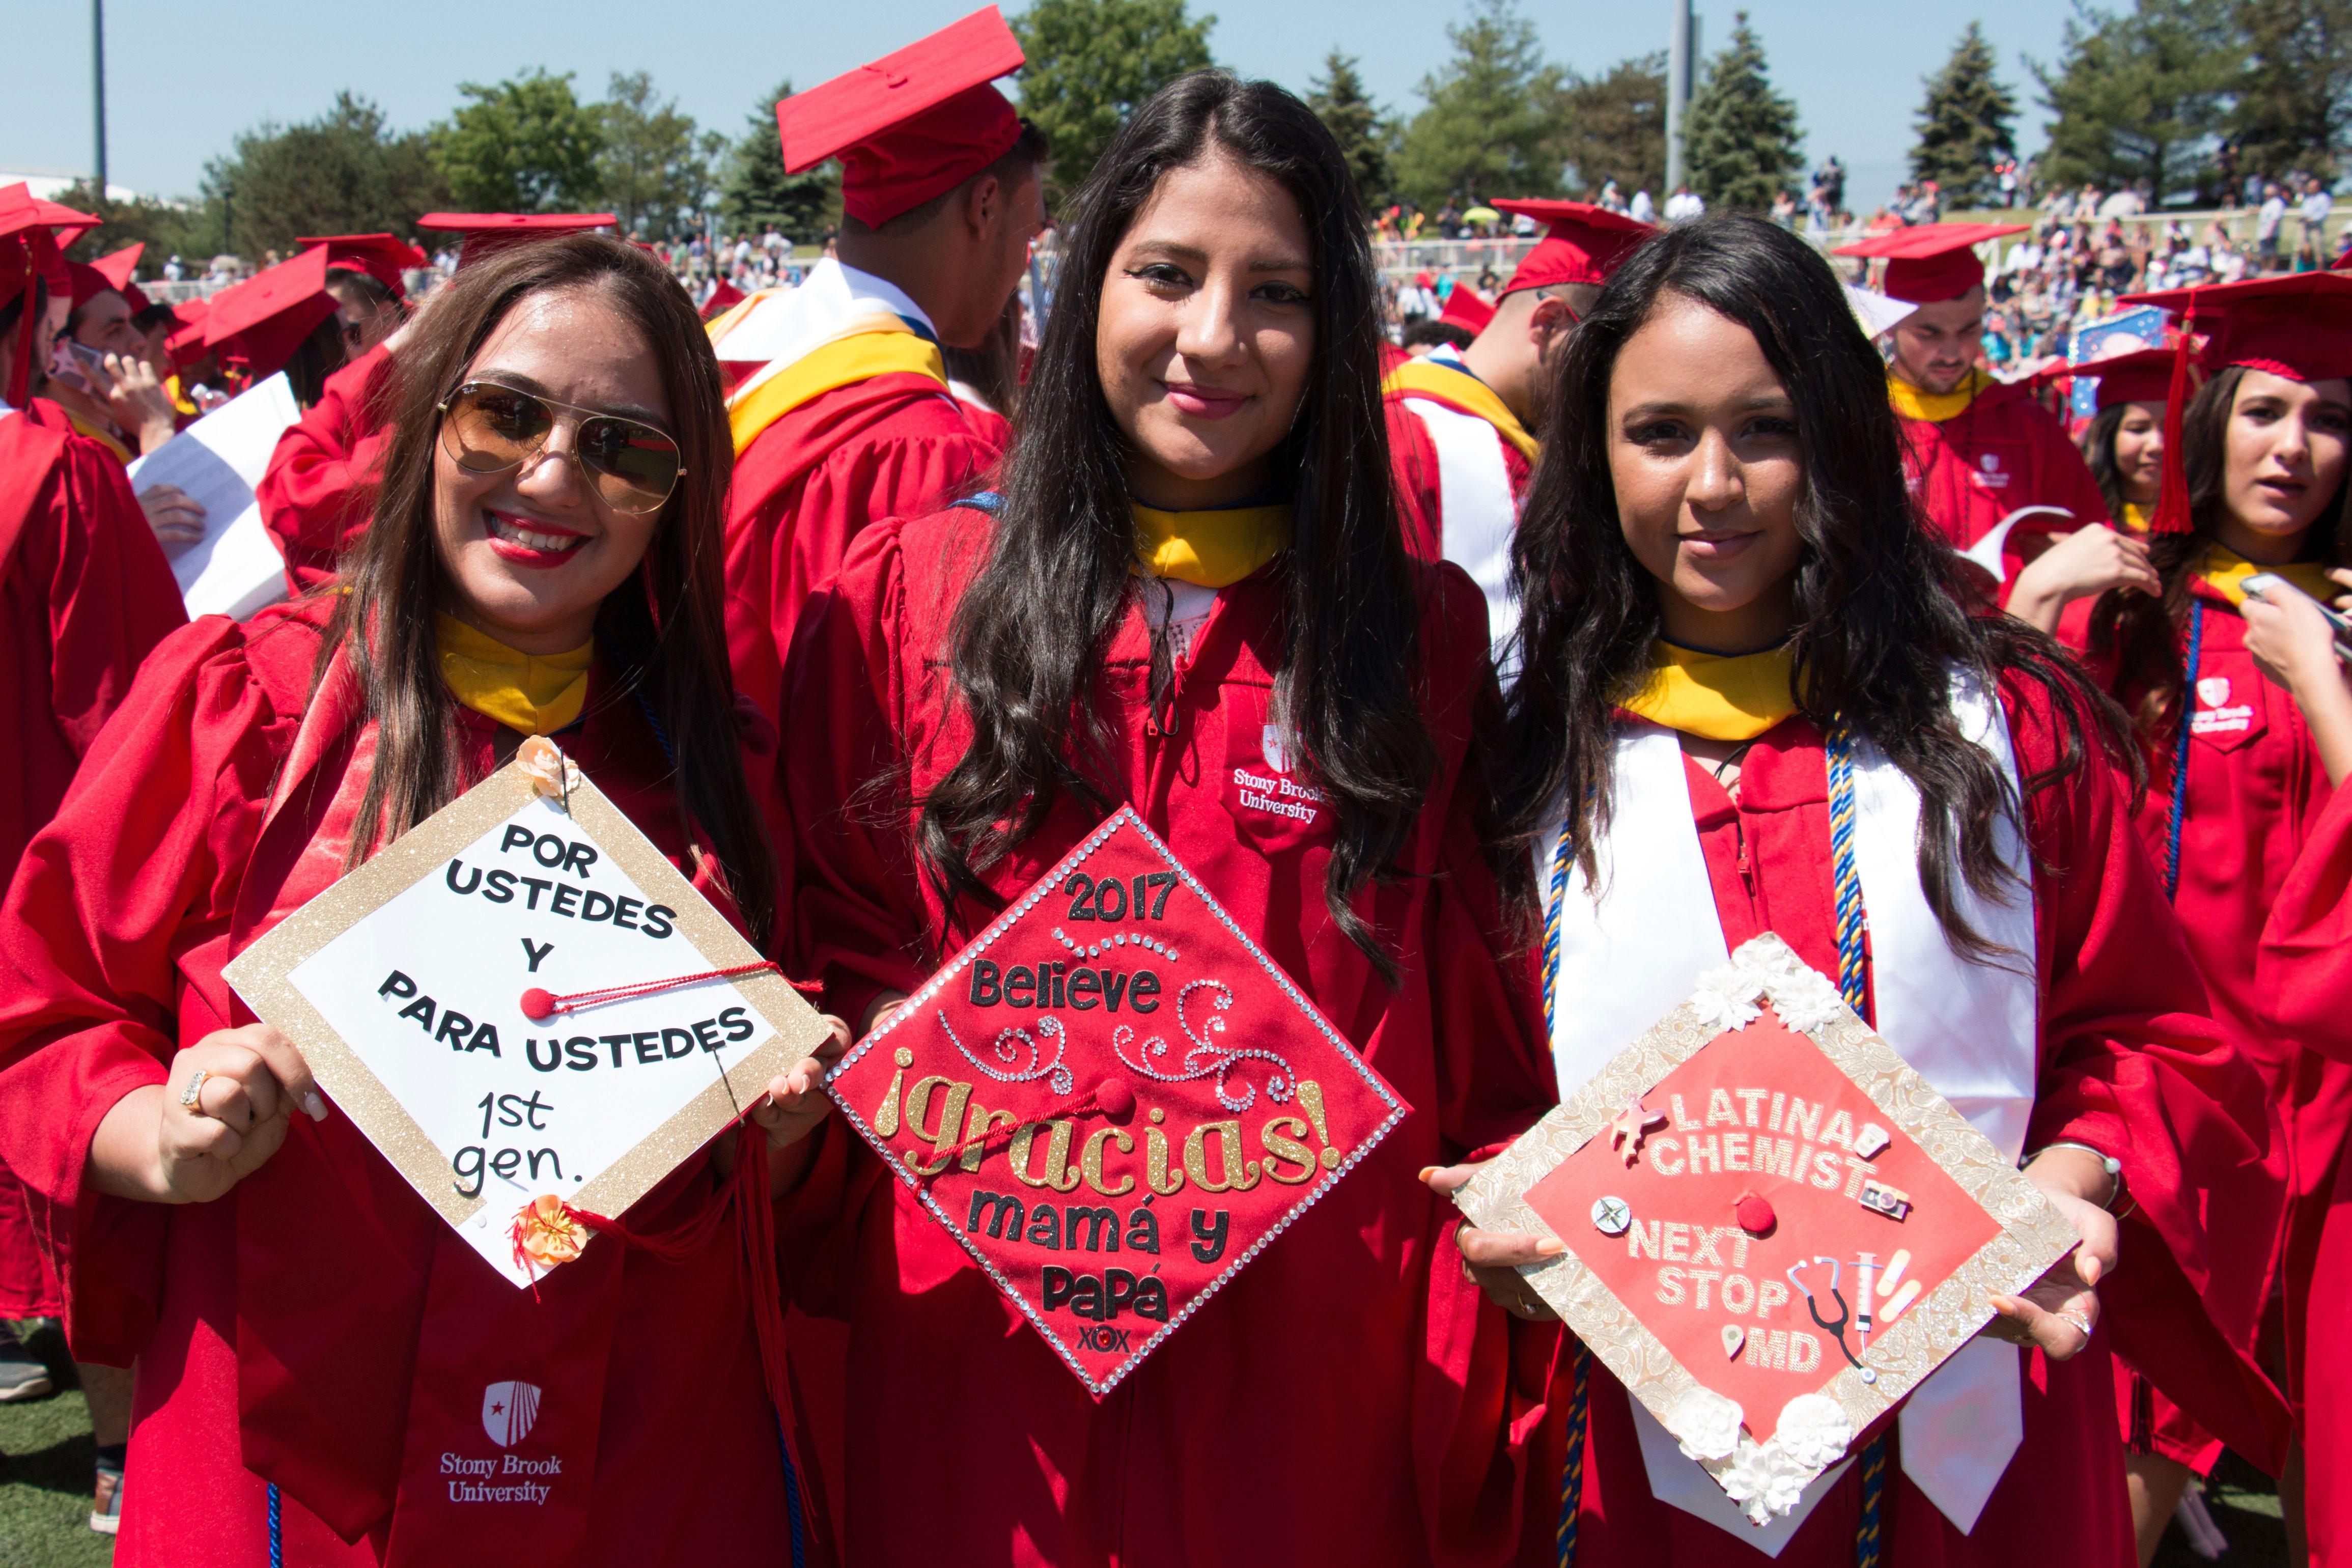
[88,1024,327,1204]
[2005,524,2159,634]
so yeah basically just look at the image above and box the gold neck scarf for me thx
[1886,368,1993,424]
[436,613,594,736]
[1619,641,1800,742]
[2120,501,2152,536]
[1132,502,1295,589]
[2197,545,2339,609]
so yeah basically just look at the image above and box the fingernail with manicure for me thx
[1536,1238,1566,1256]
[303,1093,328,1121]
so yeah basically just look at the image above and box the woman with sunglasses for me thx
[1447,215,2276,1567]
[0,234,844,1566]
[775,73,1554,1562]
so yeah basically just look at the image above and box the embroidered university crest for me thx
[2197,676,2231,708]
[1260,723,1290,775]
[482,1380,543,1447]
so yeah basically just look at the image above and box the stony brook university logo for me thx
[1260,723,1290,775]
[482,1381,543,1448]
[2198,676,2232,709]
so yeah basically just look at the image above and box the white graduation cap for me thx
[1844,283,1919,341]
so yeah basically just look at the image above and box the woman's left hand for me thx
[1425,1162,1564,1321]
[1983,1146,2118,1361]
[749,1014,853,1153]
[2243,581,2343,697]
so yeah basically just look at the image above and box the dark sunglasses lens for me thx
[578,417,682,511]
[446,386,553,471]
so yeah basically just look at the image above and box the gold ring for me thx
[178,1069,209,1109]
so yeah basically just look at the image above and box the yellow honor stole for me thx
[1885,368,1992,424]
[436,613,594,736]
[1131,503,1295,589]
[2119,501,2151,536]
[1381,357,1538,461]
[1619,641,1800,743]
[2196,544,2340,609]
[723,314,948,458]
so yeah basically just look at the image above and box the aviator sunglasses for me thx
[436,381,686,515]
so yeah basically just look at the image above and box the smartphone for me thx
[2244,572,2352,665]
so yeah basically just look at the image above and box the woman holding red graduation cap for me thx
[0,233,847,1566]
[778,71,1555,1565]
[1449,214,2280,1568]
[2076,271,2352,1562]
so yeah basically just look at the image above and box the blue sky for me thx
[8,0,2083,212]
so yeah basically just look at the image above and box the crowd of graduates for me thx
[8,9,2352,1566]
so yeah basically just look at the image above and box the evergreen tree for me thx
[431,68,606,214]
[1394,0,1569,209]
[1307,49,1397,211]
[718,81,839,243]
[2232,0,2352,182]
[1910,24,2019,204]
[1013,0,1217,204]
[2031,0,2235,202]
[1558,53,1668,201]
[1679,13,1803,210]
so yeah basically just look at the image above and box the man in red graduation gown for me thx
[1834,223,2110,549]
[721,6,1048,761]
[0,185,187,1479]
[256,219,611,590]
[1383,200,1651,669]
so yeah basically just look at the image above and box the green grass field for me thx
[0,1311,2293,1567]
[0,1322,109,1566]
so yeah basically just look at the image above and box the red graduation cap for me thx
[201,247,339,380]
[297,232,428,298]
[0,183,102,404]
[778,7,1026,229]
[163,298,211,369]
[86,242,150,312]
[1491,199,1654,295]
[415,212,617,270]
[699,277,746,322]
[1437,284,1495,333]
[1833,222,2029,304]
[2030,343,2190,413]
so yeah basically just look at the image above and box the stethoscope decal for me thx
[1786,1255,1880,1384]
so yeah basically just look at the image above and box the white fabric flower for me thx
[1765,969,1846,1033]
[1716,1437,1809,1523]
[1689,965,1763,1034]
[1663,1387,1745,1462]
[1771,1393,1854,1470]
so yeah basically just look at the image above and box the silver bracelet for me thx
[2025,1141,2123,1210]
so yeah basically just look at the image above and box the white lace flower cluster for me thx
[1688,965,1763,1034]
[1663,1387,1858,1525]
[1691,937,1854,1037]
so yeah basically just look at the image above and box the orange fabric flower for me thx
[514,1194,589,1270]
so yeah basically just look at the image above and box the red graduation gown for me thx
[256,343,396,592]
[1384,393,1534,565]
[2090,583,2333,1466]
[1542,691,2283,1568]
[778,509,1558,1566]
[0,407,186,1316]
[1897,379,2110,548]
[0,598,794,1566]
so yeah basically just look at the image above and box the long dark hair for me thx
[324,233,774,943]
[2081,401,2136,524]
[915,70,1433,974]
[2091,365,2352,737]
[1492,213,2125,959]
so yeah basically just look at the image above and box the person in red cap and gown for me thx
[723,5,1048,803]
[1834,224,2109,551]
[2064,273,2352,1562]
[1383,200,1651,672]
[0,185,189,1519]
[257,221,612,591]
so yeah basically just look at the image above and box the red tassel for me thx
[2147,296,2200,536]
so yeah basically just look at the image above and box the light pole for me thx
[1665,0,1695,192]
[92,0,108,198]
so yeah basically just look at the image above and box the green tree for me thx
[194,93,447,260]
[1679,12,1804,210]
[1394,0,1569,209]
[1910,23,2019,204]
[2233,0,2352,181]
[2030,0,2235,202]
[597,72,708,237]
[1558,53,1667,201]
[717,80,841,242]
[433,68,606,213]
[57,185,224,272]
[1307,49,1397,211]
[1013,0,1217,203]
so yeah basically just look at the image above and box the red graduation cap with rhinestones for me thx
[824,805,1408,1395]
[778,7,1027,229]
[200,246,339,380]
[0,183,102,404]
[415,212,617,270]
[2120,272,2352,533]
[1492,199,1655,296]
[297,232,428,298]
[1834,222,2028,304]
